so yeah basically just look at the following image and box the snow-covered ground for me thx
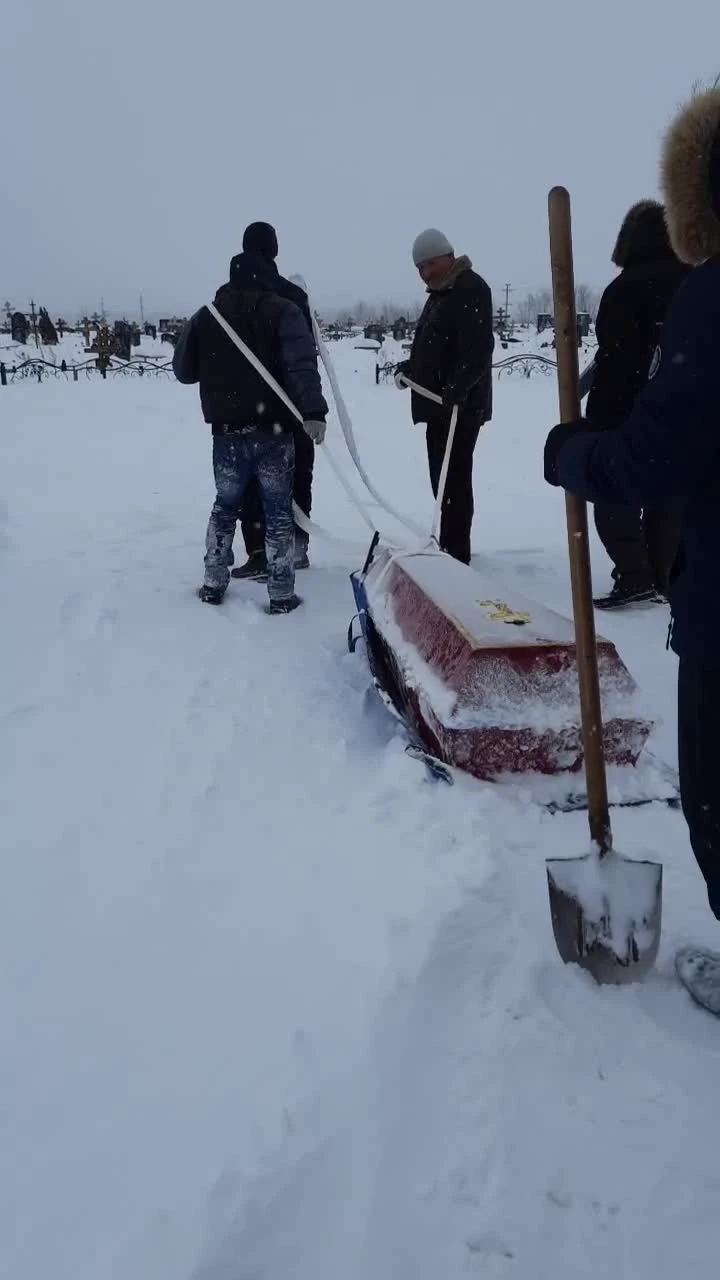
[2,340,719,1280]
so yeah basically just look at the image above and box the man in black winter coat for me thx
[396,229,494,564]
[585,201,689,607]
[172,249,328,613]
[227,222,318,581]
[544,87,720,941]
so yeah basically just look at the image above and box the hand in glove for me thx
[544,420,585,486]
[393,361,410,390]
[304,419,326,445]
[441,384,466,409]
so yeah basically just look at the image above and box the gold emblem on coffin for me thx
[478,599,531,626]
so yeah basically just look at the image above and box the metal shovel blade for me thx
[546,849,662,984]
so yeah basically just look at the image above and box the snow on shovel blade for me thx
[546,849,662,984]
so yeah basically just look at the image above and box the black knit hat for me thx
[242,221,279,261]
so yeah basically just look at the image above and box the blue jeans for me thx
[204,430,295,600]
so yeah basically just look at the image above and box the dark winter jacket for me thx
[553,257,720,661]
[586,202,690,430]
[172,251,327,433]
[229,252,314,335]
[407,256,494,429]
[543,86,720,665]
[549,89,720,663]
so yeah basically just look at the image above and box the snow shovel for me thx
[545,186,662,984]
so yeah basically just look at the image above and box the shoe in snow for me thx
[594,578,657,610]
[231,551,268,581]
[265,594,303,616]
[198,584,226,605]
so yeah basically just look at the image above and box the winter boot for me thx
[265,594,303,616]
[198,584,226,605]
[231,550,268,581]
[593,574,657,610]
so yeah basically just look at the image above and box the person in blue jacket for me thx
[544,85,720,922]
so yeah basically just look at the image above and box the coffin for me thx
[351,540,652,780]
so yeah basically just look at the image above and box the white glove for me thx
[303,419,326,445]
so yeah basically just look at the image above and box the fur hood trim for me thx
[661,87,720,264]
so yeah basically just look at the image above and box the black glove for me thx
[544,420,585,486]
[393,360,410,390]
[441,386,458,408]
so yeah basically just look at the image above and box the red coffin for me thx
[363,546,651,780]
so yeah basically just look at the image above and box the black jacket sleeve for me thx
[585,277,654,428]
[444,281,494,405]
[172,313,201,384]
[555,266,720,507]
[276,301,329,421]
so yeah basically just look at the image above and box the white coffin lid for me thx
[366,547,592,651]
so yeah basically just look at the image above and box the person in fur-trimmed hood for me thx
[586,199,690,607]
[395,230,494,564]
[543,86,720,942]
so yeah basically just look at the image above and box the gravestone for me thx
[112,320,132,362]
[38,308,58,345]
[11,311,29,344]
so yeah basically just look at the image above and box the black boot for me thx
[265,594,303,616]
[231,550,268,581]
[594,574,657,609]
[198,584,226,605]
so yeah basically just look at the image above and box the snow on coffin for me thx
[353,542,651,779]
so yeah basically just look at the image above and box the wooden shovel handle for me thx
[548,187,612,853]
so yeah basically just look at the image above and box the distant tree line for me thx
[323,285,600,330]
[321,299,425,327]
[513,284,601,326]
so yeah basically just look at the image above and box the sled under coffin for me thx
[351,540,652,781]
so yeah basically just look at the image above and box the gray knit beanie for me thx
[412,228,455,267]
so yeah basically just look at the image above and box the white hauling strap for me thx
[206,301,378,548]
[393,371,460,544]
[398,373,443,406]
[206,301,460,555]
[309,311,427,541]
[352,381,461,599]
[430,404,459,543]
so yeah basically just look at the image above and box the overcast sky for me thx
[2,0,718,319]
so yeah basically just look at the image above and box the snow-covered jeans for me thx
[204,429,295,601]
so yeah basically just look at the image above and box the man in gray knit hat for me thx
[395,229,494,563]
